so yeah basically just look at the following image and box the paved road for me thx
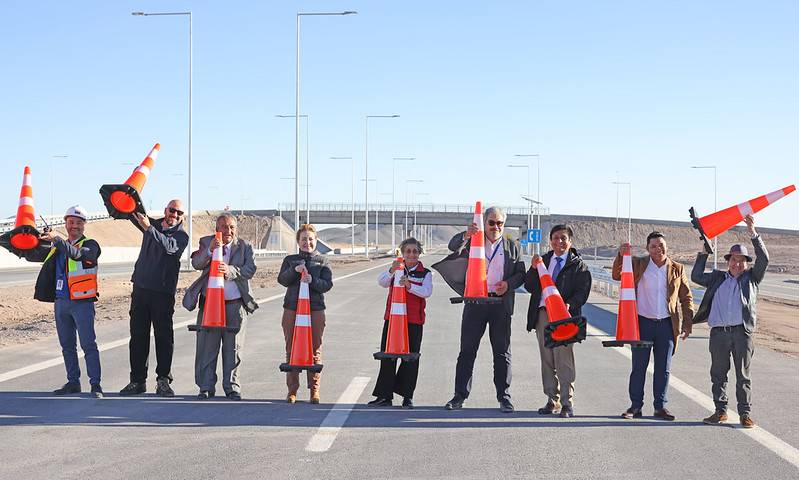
[1,255,798,479]
[0,262,139,286]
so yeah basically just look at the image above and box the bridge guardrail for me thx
[0,212,111,234]
[588,265,706,304]
[277,203,549,216]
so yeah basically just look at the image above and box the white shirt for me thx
[377,263,433,298]
[636,258,669,319]
[539,252,569,308]
[485,236,504,293]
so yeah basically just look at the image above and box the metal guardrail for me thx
[588,265,706,304]
[253,249,287,258]
[0,212,111,234]
[277,202,549,216]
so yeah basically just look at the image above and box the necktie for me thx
[223,245,228,256]
[552,256,563,281]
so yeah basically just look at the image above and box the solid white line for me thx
[0,261,392,384]
[588,324,799,469]
[305,376,370,453]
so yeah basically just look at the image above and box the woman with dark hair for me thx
[277,224,333,404]
[368,237,433,409]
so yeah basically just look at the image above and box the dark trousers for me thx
[629,316,674,410]
[128,286,176,383]
[372,321,424,400]
[709,325,754,415]
[454,303,512,402]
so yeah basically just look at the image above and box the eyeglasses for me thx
[168,207,184,216]
[487,220,504,227]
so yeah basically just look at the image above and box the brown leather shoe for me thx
[740,414,755,428]
[653,408,675,421]
[310,389,320,404]
[621,407,643,419]
[703,411,728,425]
[287,394,297,404]
[537,401,562,415]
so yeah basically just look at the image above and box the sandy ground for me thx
[0,256,370,348]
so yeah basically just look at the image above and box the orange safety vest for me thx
[44,237,99,300]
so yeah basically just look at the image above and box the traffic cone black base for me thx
[602,339,654,348]
[544,316,587,348]
[450,296,503,305]
[688,207,714,254]
[188,324,238,333]
[99,183,147,220]
[279,363,324,373]
[373,351,421,361]
[0,225,49,259]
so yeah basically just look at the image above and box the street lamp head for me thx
[514,153,540,157]
[521,195,542,205]
[131,11,145,16]
[341,11,358,15]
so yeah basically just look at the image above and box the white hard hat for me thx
[64,205,88,221]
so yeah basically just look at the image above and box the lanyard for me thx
[486,240,502,267]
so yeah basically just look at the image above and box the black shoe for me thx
[621,407,642,419]
[90,384,104,398]
[499,399,515,413]
[367,397,392,407]
[119,382,146,396]
[197,390,216,400]
[226,391,242,401]
[654,408,675,421]
[560,406,574,418]
[445,395,464,410]
[402,397,414,409]
[155,377,174,397]
[53,382,81,395]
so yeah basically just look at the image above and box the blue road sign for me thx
[527,229,541,243]
[520,239,529,246]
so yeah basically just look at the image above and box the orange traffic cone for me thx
[0,166,48,258]
[280,263,323,373]
[188,232,235,332]
[374,257,421,362]
[99,143,159,219]
[533,256,587,348]
[602,245,653,348]
[690,185,795,253]
[450,201,502,305]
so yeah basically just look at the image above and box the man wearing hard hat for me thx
[33,205,103,398]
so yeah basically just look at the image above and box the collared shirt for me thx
[539,252,569,308]
[377,263,434,298]
[485,236,504,293]
[636,258,670,319]
[708,272,744,328]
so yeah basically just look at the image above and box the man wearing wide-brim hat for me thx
[691,214,768,428]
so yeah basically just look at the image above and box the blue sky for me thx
[2,0,797,230]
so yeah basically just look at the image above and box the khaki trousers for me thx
[281,308,325,394]
[535,309,576,407]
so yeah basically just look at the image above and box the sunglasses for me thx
[487,220,504,227]
[168,207,185,216]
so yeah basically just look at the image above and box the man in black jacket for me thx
[436,206,526,413]
[119,199,189,397]
[524,224,591,418]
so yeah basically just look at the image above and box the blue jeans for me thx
[54,298,101,386]
[629,316,673,410]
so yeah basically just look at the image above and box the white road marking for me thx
[0,261,392,384]
[305,376,370,453]
[588,324,799,469]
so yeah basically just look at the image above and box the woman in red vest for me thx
[368,237,433,409]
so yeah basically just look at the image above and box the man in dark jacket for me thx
[524,224,591,418]
[119,199,189,397]
[33,205,103,398]
[436,206,526,413]
[692,214,767,429]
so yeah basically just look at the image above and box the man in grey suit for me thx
[433,206,526,413]
[183,213,258,400]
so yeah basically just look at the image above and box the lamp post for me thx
[514,154,541,253]
[507,163,531,254]
[361,178,377,251]
[296,11,357,250]
[280,177,295,252]
[404,179,423,237]
[392,157,415,250]
[331,157,354,254]
[276,114,311,224]
[691,165,718,269]
[364,114,399,258]
[612,181,632,243]
[132,10,193,269]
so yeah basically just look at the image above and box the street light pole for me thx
[364,115,399,258]
[612,181,632,243]
[276,114,310,224]
[392,157,415,249]
[691,165,718,269]
[514,154,540,253]
[132,10,193,269]
[331,157,354,254]
[507,163,531,254]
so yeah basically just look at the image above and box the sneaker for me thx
[402,397,414,409]
[703,411,728,425]
[53,382,81,395]
[444,395,465,410]
[740,414,756,429]
[537,401,562,415]
[197,390,215,400]
[499,398,515,413]
[226,391,242,401]
[119,382,146,396]
[621,407,643,419]
[90,384,104,398]
[559,406,574,418]
[367,397,393,407]
[155,378,174,397]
